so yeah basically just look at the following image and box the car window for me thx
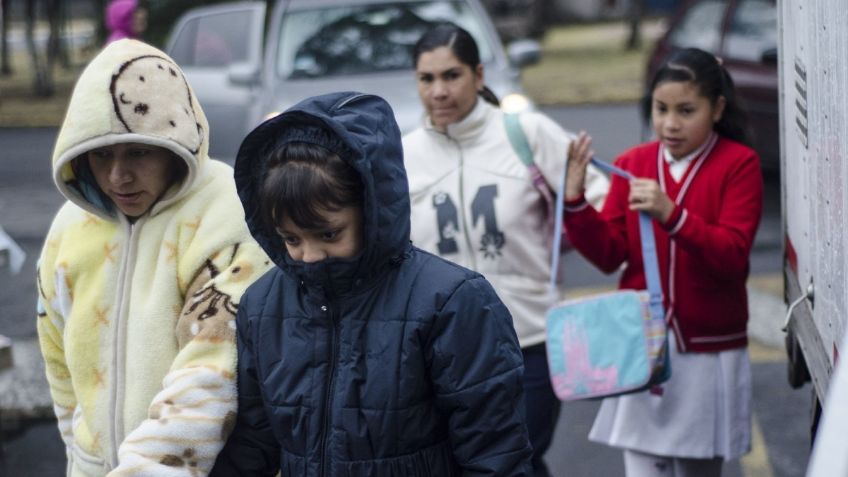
[722,0,777,62]
[668,0,727,54]
[276,1,494,79]
[169,11,253,67]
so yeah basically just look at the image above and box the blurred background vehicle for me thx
[481,0,548,39]
[644,0,778,172]
[165,0,541,162]
[480,0,681,41]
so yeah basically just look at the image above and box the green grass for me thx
[522,19,665,105]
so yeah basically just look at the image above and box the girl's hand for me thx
[565,131,594,201]
[628,178,675,222]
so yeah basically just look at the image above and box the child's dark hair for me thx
[413,23,500,107]
[644,48,750,146]
[258,141,363,235]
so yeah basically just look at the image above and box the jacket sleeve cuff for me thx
[662,205,687,235]
[564,193,591,213]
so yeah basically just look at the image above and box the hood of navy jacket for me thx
[235,92,411,292]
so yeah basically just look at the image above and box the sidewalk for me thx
[0,336,52,421]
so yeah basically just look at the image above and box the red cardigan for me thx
[564,136,763,352]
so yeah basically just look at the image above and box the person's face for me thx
[87,143,175,218]
[276,206,364,263]
[651,80,725,159]
[415,46,484,132]
[132,7,148,36]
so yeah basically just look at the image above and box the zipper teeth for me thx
[109,220,135,468]
[320,304,338,477]
[454,137,477,270]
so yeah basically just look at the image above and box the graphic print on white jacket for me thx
[404,100,608,347]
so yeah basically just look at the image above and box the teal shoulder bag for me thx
[545,147,672,401]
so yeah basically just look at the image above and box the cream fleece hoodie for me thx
[36,39,270,477]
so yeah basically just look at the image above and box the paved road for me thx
[0,105,811,476]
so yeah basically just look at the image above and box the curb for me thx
[0,338,53,422]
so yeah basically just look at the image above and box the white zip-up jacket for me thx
[403,100,608,347]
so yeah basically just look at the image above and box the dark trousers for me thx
[522,344,561,477]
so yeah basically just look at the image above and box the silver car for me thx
[165,0,540,162]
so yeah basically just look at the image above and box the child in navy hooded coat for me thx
[211,92,533,476]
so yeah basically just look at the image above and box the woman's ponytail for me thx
[478,85,500,107]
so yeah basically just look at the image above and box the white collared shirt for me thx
[662,137,712,181]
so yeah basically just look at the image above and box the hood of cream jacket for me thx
[37,40,270,476]
[53,39,208,220]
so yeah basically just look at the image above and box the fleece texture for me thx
[36,39,270,477]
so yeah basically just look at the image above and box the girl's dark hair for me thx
[644,47,750,145]
[258,141,363,235]
[412,23,500,106]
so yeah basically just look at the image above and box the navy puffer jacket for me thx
[212,92,532,476]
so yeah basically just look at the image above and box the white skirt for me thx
[588,337,752,460]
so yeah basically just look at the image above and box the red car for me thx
[646,0,778,172]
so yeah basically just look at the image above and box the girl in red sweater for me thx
[564,48,763,476]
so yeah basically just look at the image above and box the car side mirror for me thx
[228,62,261,86]
[761,47,778,66]
[507,39,541,68]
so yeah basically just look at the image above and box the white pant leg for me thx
[624,450,723,477]
[624,450,674,477]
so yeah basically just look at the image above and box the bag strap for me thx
[552,157,665,322]
[503,113,557,216]
[504,112,578,259]
[503,112,534,167]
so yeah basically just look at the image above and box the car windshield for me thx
[276,1,494,79]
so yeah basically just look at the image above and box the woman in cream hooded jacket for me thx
[36,39,270,476]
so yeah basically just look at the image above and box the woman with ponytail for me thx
[564,47,762,476]
[403,23,609,477]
